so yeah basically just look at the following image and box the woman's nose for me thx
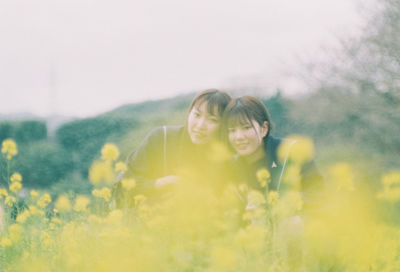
[195,117,207,129]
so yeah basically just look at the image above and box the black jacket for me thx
[114,126,228,206]
[231,135,323,194]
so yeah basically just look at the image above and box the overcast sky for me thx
[0,0,368,118]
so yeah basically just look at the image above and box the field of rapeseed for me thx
[1,138,400,271]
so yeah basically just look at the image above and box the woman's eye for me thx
[194,112,200,117]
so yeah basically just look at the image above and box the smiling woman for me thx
[222,96,322,194]
[113,89,232,207]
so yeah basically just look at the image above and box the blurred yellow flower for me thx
[268,190,279,206]
[101,143,120,161]
[5,195,16,207]
[8,224,23,242]
[121,178,136,191]
[256,168,271,188]
[0,188,8,199]
[37,193,52,208]
[115,161,127,172]
[278,135,314,164]
[73,195,91,212]
[89,160,115,185]
[0,237,12,248]
[106,209,123,225]
[1,138,18,160]
[247,190,266,207]
[9,182,22,193]
[208,141,232,162]
[55,195,71,212]
[16,209,31,224]
[28,205,44,216]
[92,187,111,202]
[377,171,400,202]
[10,172,22,183]
[134,194,147,206]
[330,163,355,192]
[30,190,39,199]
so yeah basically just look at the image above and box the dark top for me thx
[114,126,228,206]
[231,136,323,195]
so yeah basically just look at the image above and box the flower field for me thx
[1,138,399,272]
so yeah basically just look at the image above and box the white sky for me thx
[0,0,367,117]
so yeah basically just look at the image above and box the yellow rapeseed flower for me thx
[30,190,39,199]
[105,209,123,225]
[256,168,271,188]
[55,195,71,212]
[8,224,23,242]
[101,143,120,161]
[134,194,147,206]
[16,209,31,224]
[247,190,266,207]
[210,246,237,269]
[92,187,111,202]
[278,135,314,164]
[28,205,44,216]
[0,188,8,199]
[1,138,18,160]
[73,195,91,212]
[9,182,22,193]
[5,195,16,207]
[330,162,355,192]
[37,193,52,208]
[89,160,114,185]
[268,190,279,206]
[121,178,136,191]
[10,172,22,183]
[0,237,12,248]
[115,161,127,172]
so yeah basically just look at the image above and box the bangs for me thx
[227,107,253,128]
[192,97,221,117]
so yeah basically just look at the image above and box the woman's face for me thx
[228,119,268,157]
[187,102,220,145]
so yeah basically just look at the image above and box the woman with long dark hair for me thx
[114,89,232,206]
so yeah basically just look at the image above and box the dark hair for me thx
[222,96,273,141]
[188,89,232,118]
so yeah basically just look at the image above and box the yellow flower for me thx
[115,161,127,172]
[9,182,22,193]
[8,224,23,242]
[30,190,39,199]
[5,195,16,207]
[134,194,147,206]
[16,210,31,224]
[37,193,52,208]
[247,190,266,207]
[268,190,279,206]
[92,187,111,202]
[55,195,71,212]
[382,171,400,187]
[10,172,22,183]
[0,188,8,199]
[208,141,232,162]
[121,178,136,191]
[256,168,271,188]
[330,163,355,192]
[89,160,115,185]
[105,209,123,225]
[1,138,18,159]
[0,237,12,248]
[101,143,120,161]
[73,195,90,212]
[278,135,314,164]
[28,205,44,216]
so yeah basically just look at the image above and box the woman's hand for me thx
[155,175,181,188]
